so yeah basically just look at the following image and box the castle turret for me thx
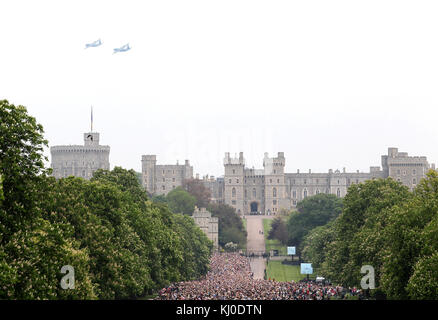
[142,155,157,193]
[263,152,286,215]
[224,152,245,215]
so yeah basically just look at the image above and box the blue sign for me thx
[300,263,313,274]
[287,246,296,255]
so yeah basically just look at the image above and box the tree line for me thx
[0,100,212,299]
[268,175,438,299]
[151,180,247,250]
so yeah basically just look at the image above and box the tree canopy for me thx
[287,193,343,250]
[0,101,212,299]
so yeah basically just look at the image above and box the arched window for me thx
[292,190,297,198]
[316,189,320,195]
[244,189,247,198]
[336,188,341,198]
[232,187,236,197]
[273,187,277,198]
[253,188,256,198]
[303,189,308,198]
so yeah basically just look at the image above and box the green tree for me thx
[268,217,288,245]
[172,214,212,279]
[166,187,196,215]
[0,100,49,241]
[207,203,247,249]
[380,171,438,299]
[301,220,336,269]
[321,178,411,288]
[287,193,342,249]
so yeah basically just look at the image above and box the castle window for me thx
[163,170,165,175]
[397,169,401,175]
[232,187,236,197]
[229,179,232,184]
[413,178,417,185]
[232,200,236,205]
[172,178,175,182]
[273,200,277,205]
[413,169,416,175]
[273,187,277,198]
[316,189,320,195]
[236,179,239,183]
[292,190,297,198]
[292,179,295,185]
[274,170,276,174]
[326,188,330,194]
[233,169,235,174]
[293,200,297,205]
[277,179,280,183]
[304,179,307,184]
[337,188,341,198]
[253,188,256,198]
[356,179,359,184]
[303,189,308,198]
[245,189,247,197]
[403,170,407,176]
[270,179,272,183]
[172,185,175,189]
[82,170,85,177]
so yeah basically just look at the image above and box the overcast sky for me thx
[1,0,438,177]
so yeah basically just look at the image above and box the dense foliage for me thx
[165,187,197,215]
[287,193,343,251]
[207,203,247,249]
[0,101,212,299]
[267,217,288,245]
[301,176,438,299]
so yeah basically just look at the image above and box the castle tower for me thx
[263,152,286,215]
[224,152,245,215]
[142,155,157,194]
[50,132,110,180]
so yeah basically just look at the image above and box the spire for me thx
[91,106,93,132]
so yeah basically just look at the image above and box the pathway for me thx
[244,215,275,279]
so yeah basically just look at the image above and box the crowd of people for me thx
[157,253,364,300]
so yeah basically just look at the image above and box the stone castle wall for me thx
[50,132,110,179]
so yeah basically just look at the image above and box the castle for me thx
[142,148,434,215]
[49,128,434,216]
[50,131,110,179]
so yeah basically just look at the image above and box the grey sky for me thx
[1,0,437,177]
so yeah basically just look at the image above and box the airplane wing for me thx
[85,39,102,49]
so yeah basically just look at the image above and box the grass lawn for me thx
[263,219,287,256]
[266,261,317,282]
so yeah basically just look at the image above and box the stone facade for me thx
[192,207,219,250]
[206,147,434,215]
[141,155,193,196]
[50,132,110,179]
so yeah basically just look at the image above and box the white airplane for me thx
[113,43,131,54]
[85,39,102,49]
